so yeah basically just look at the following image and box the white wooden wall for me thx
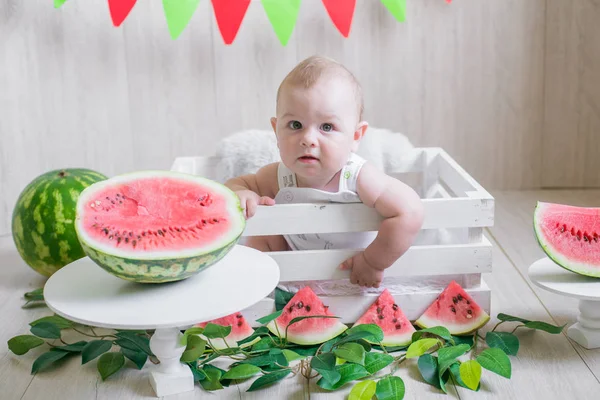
[0,0,598,236]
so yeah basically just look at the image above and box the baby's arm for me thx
[224,163,279,219]
[340,163,424,287]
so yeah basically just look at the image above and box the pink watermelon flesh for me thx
[267,287,348,345]
[415,281,489,335]
[534,202,600,277]
[80,176,235,254]
[353,289,416,346]
[194,312,254,349]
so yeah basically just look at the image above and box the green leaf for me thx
[256,310,283,325]
[437,344,471,375]
[356,339,372,352]
[97,352,125,380]
[82,340,113,364]
[476,348,511,378]
[310,353,340,384]
[252,337,275,352]
[120,347,147,369]
[24,288,44,301]
[181,335,206,363]
[30,322,61,339]
[30,315,72,329]
[291,345,320,357]
[274,287,295,311]
[320,337,341,353]
[199,365,224,391]
[222,364,262,380]
[22,300,47,309]
[31,349,70,373]
[240,354,277,367]
[238,326,270,345]
[497,313,530,324]
[162,0,201,40]
[376,376,406,400]
[247,369,291,392]
[346,324,384,342]
[115,331,153,356]
[363,352,394,374]
[523,321,566,334]
[269,348,289,368]
[417,354,440,389]
[316,363,370,391]
[459,360,482,390]
[373,344,407,353]
[349,380,377,400]
[8,335,45,355]
[198,323,231,339]
[412,327,455,345]
[333,343,366,365]
[449,362,478,391]
[282,349,305,362]
[486,332,520,356]
[179,327,204,345]
[53,341,88,353]
[335,331,380,348]
[406,338,439,359]
[452,334,475,348]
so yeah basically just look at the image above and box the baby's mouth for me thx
[299,155,319,161]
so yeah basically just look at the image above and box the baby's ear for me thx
[352,121,369,151]
[270,117,277,133]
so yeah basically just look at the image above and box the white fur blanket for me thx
[213,127,414,183]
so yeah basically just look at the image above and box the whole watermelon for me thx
[11,168,108,277]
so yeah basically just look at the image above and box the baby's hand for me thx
[339,252,384,288]
[235,189,275,219]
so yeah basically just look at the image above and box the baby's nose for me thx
[301,129,318,147]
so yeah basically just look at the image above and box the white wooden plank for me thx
[437,149,493,200]
[243,197,494,236]
[268,237,492,281]
[242,281,491,325]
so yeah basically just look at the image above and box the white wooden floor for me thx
[2,190,600,399]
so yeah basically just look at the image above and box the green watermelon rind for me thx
[11,168,108,277]
[74,170,246,283]
[533,201,600,278]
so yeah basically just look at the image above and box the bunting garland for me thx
[211,0,251,45]
[322,0,356,38]
[52,0,453,44]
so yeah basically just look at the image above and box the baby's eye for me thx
[321,123,333,132]
[288,121,302,130]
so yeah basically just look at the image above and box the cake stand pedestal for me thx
[44,245,280,397]
[528,257,600,349]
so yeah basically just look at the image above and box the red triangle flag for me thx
[108,0,137,27]
[322,0,356,38]
[211,0,251,45]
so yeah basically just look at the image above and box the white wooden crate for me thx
[170,147,493,324]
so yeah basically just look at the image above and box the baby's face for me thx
[272,77,365,183]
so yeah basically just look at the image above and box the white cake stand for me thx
[44,245,280,397]
[528,257,600,349]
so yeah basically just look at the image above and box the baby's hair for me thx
[276,55,364,121]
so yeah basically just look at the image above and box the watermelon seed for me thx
[297,302,304,309]
[392,318,397,323]
[117,237,122,244]
[457,294,463,301]
[129,232,133,237]
[378,314,385,320]
[467,309,472,314]
[108,235,113,240]
[392,304,398,310]
[452,297,458,304]
[158,230,164,236]
[288,305,294,312]
[125,237,129,244]
[324,306,329,310]
[305,305,311,312]
[102,228,109,235]
[466,300,471,305]
[132,240,137,248]
[560,226,565,233]
[236,314,243,318]
[142,232,147,236]
[395,324,402,330]
[376,307,382,314]
[451,306,456,313]
[237,321,243,327]
[571,227,576,236]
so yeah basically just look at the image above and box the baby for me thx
[225,56,424,288]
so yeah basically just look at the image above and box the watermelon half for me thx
[267,287,348,345]
[194,312,254,350]
[74,170,245,283]
[353,289,416,346]
[415,281,489,335]
[534,201,600,278]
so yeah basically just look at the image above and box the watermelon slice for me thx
[267,287,348,345]
[194,312,254,350]
[415,281,489,335]
[352,289,415,346]
[534,202,600,278]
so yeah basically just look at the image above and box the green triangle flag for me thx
[163,0,201,39]
[54,0,67,8]
[380,0,406,22]
[261,0,301,46]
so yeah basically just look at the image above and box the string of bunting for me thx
[53,0,452,44]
